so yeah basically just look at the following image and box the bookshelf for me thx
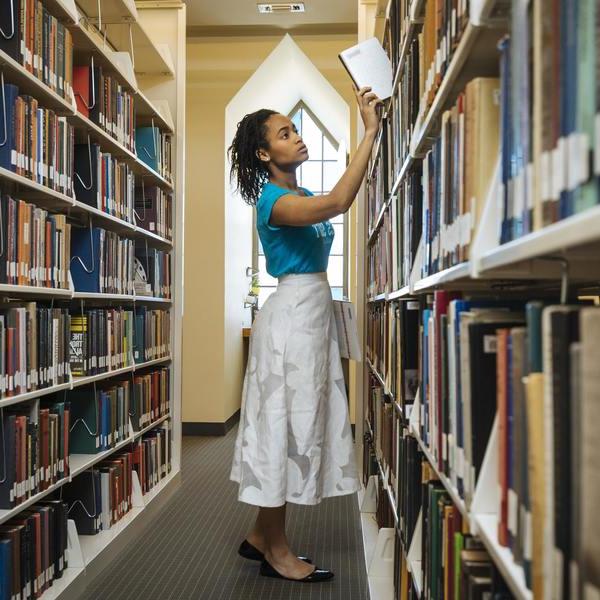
[359,1,598,599]
[0,1,185,598]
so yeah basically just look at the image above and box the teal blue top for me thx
[256,182,334,278]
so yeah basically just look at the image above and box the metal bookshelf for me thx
[0,0,185,598]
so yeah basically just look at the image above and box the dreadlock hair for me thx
[228,109,278,206]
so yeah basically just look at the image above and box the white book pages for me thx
[338,38,393,100]
[333,300,362,362]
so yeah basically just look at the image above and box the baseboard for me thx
[183,409,241,436]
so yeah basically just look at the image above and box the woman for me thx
[229,85,382,583]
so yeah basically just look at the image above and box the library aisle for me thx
[81,428,369,600]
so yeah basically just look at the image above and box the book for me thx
[338,37,393,100]
[333,299,361,361]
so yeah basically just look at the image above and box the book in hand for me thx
[333,300,361,361]
[338,38,393,100]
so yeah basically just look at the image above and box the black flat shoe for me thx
[237,540,312,564]
[259,559,334,582]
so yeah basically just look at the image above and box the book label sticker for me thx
[483,335,497,353]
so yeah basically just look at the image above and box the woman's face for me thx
[261,113,309,170]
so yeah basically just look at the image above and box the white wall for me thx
[222,34,352,417]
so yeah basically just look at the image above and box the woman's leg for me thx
[250,504,314,579]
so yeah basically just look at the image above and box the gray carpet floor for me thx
[82,427,369,600]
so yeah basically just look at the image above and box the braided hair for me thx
[228,109,278,206]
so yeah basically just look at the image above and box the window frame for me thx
[252,101,349,307]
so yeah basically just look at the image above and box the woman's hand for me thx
[354,86,383,137]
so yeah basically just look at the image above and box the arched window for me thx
[254,101,348,308]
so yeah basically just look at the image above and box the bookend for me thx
[369,527,395,579]
[361,474,378,513]
[66,519,85,568]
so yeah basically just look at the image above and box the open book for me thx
[338,37,393,100]
[333,300,362,361]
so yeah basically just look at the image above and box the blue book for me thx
[0,84,19,172]
[70,227,103,293]
[0,538,11,600]
[498,37,512,244]
[525,301,544,373]
[101,391,110,450]
[136,127,159,172]
[422,308,431,445]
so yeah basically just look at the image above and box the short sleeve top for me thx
[256,182,335,278]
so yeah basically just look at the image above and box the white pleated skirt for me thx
[230,272,360,507]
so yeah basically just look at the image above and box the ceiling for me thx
[185,0,358,36]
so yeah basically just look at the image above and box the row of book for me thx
[0,196,71,289]
[495,304,600,599]
[0,367,171,509]
[73,145,175,230]
[65,423,171,535]
[63,453,134,536]
[0,0,73,100]
[69,306,171,376]
[70,226,171,297]
[0,90,173,223]
[0,305,71,397]
[0,303,170,399]
[417,0,470,129]
[0,500,69,600]
[414,475,512,600]
[0,398,70,509]
[134,425,171,495]
[405,292,600,597]
[134,186,173,241]
[498,0,600,243]
[420,78,499,277]
[74,142,137,224]
[74,64,136,153]
[367,76,501,284]
[136,127,173,183]
[363,384,514,599]
[366,299,419,406]
[367,209,392,297]
[0,195,172,293]
[0,84,74,196]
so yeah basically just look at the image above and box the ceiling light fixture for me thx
[257,3,306,14]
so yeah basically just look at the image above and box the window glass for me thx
[327,255,344,287]
[323,136,338,160]
[301,111,323,160]
[331,287,345,300]
[300,161,322,193]
[330,223,345,255]
[323,160,343,192]
[258,256,278,287]
[258,287,276,308]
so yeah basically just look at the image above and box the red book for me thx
[40,409,49,491]
[497,328,510,546]
[73,66,90,118]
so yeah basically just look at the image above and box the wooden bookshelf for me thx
[0,0,185,597]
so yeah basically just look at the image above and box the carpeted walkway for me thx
[82,427,369,600]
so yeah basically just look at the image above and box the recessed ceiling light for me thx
[257,3,306,14]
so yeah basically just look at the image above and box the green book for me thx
[574,0,597,214]
[454,531,465,600]
[68,389,100,453]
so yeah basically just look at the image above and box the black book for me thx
[0,0,21,61]
[0,413,16,509]
[61,471,100,535]
[467,318,523,499]
[545,306,580,600]
[73,143,100,209]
